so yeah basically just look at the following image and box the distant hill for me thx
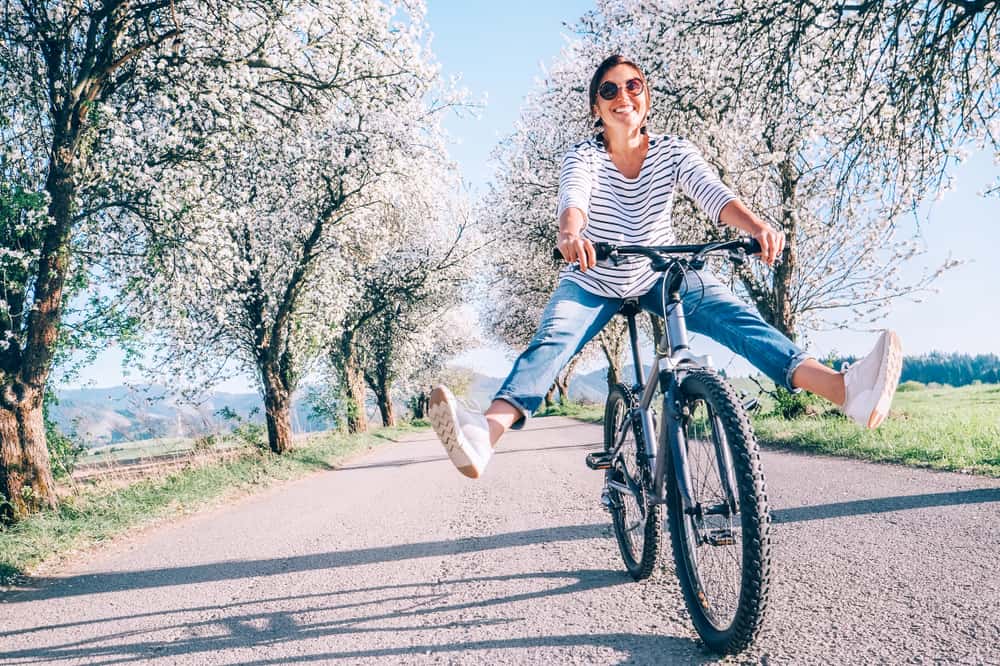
[464,367,608,407]
[50,386,332,447]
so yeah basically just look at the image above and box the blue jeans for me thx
[495,271,810,426]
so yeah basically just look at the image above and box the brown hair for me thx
[588,54,650,137]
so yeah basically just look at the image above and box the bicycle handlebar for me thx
[550,237,763,263]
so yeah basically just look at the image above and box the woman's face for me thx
[593,64,649,133]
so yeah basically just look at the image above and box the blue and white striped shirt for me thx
[557,134,736,298]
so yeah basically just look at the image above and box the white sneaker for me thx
[428,385,492,479]
[842,330,903,429]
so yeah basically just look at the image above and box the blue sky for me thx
[70,1,999,388]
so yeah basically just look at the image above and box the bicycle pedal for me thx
[600,488,613,512]
[706,529,736,546]
[585,452,613,470]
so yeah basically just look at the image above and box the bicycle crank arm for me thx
[606,479,636,497]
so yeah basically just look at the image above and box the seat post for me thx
[621,300,644,387]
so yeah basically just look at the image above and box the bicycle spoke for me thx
[682,395,743,629]
[604,385,662,580]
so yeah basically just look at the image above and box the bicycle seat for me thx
[618,299,642,317]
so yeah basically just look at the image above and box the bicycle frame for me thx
[606,266,738,519]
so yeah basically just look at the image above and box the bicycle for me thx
[554,237,772,654]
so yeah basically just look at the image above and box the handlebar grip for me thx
[743,237,763,255]
[551,242,614,262]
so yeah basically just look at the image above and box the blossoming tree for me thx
[135,0,456,452]
[0,0,204,521]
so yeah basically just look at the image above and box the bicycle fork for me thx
[658,379,741,540]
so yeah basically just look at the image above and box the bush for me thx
[217,406,267,451]
[192,434,218,452]
[766,387,830,420]
[897,380,925,392]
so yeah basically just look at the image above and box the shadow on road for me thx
[338,441,603,471]
[771,487,1000,524]
[0,567,711,665]
[3,523,611,604]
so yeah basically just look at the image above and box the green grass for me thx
[84,436,233,464]
[536,401,604,423]
[752,383,1000,476]
[0,425,423,585]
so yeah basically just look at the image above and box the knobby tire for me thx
[604,384,663,580]
[665,369,771,654]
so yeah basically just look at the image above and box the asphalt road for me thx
[2,416,998,664]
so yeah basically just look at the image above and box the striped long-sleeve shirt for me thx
[556,134,736,299]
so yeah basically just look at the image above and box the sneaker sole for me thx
[428,387,481,479]
[868,331,903,428]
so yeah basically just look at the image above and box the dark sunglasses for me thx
[598,77,644,101]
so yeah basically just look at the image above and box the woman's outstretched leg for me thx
[791,330,902,428]
[644,270,902,429]
[429,280,619,479]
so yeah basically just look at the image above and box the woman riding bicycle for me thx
[430,55,902,479]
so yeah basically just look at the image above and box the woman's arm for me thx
[718,199,785,266]
[557,207,597,271]
[555,144,597,271]
[673,138,784,266]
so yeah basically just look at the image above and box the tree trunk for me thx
[556,353,582,404]
[343,356,368,434]
[411,390,429,419]
[376,378,396,427]
[261,370,293,454]
[649,313,666,351]
[0,385,56,522]
[0,154,75,522]
[774,159,800,341]
[544,383,557,409]
[606,363,622,389]
[555,378,570,404]
[598,319,627,389]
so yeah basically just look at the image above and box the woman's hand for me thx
[718,200,785,267]
[558,233,597,272]
[751,225,785,266]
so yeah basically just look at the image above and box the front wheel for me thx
[665,369,771,654]
[604,384,663,580]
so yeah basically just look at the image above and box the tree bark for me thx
[0,149,75,522]
[606,363,622,389]
[544,383,557,409]
[343,355,368,434]
[556,353,582,404]
[261,369,293,454]
[0,386,56,522]
[378,395,396,426]
[598,320,627,389]
[555,378,570,404]
[375,378,396,427]
[649,314,666,351]
[773,158,800,341]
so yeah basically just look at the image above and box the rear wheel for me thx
[604,384,663,580]
[665,369,771,654]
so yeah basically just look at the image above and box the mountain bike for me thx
[555,237,771,654]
